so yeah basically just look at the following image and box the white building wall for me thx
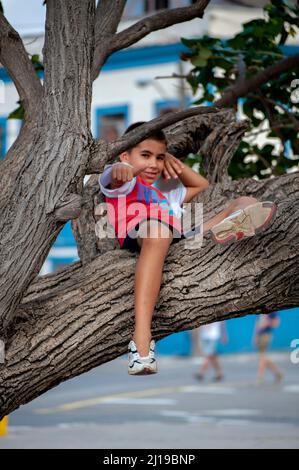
[92,61,190,135]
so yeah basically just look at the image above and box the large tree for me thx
[0,0,298,419]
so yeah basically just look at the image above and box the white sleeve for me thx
[173,182,187,207]
[154,177,187,205]
[167,182,187,217]
[98,162,137,198]
[153,177,187,218]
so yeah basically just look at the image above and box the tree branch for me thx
[216,53,299,108]
[1,171,298,418]
[263,96,299,132]
[0,12,43,121]
[92,0,127,80]
[201,120,249,184]
[95,0,127,38]
[92,0,211,80]
[88,106,222,173]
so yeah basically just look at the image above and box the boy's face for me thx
[120,138,166,184]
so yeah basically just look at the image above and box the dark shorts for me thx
[121,218,186,254]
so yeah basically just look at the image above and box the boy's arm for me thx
[99,162,152,196]
[98,162,136,197]
[181,167,210,204]
[163,154,209,204]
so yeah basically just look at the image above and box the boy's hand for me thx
[162,153,185,180]
[111,162,150,188]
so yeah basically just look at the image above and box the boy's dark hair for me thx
[124,121,167,146]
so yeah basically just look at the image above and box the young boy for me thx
[98,122,276,376]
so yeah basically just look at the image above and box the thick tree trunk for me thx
[72,175,117,265]
[0,0,95,336]
[0,172,298,418]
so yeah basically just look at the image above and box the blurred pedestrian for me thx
[253,312,283,384]
[194,321,228,382]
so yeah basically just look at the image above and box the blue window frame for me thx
[154,97,193,117]
[0,117,7,159]
[123,1,193,19]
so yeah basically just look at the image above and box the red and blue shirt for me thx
[98,163,186,247]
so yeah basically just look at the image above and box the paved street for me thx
[1,352,298,449]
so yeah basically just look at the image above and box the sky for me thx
[2,0,46,35]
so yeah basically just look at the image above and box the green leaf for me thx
[190,56,207,68]
[199,47,212,60]
[8,104,24,120]
[30,54,44,72]
[31,54,40,63]
[181,37,200,50]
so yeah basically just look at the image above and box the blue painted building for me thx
[156,309,299,356]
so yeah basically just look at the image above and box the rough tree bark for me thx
[0,0,298,417]
[0,0,95,336]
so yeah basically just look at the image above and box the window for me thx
[144,0,169,13]
[95,105,129,141]
[100,115,125,141]
[123,0,172,19]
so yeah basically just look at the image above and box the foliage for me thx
[181,0,299,179]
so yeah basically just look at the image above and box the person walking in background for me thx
[194,321,228,382]
[254,312,283,384]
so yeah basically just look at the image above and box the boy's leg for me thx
[133,220,173,357]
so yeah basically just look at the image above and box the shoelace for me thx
[129,341,155,360]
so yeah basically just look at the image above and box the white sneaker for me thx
[128,339,157,375]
